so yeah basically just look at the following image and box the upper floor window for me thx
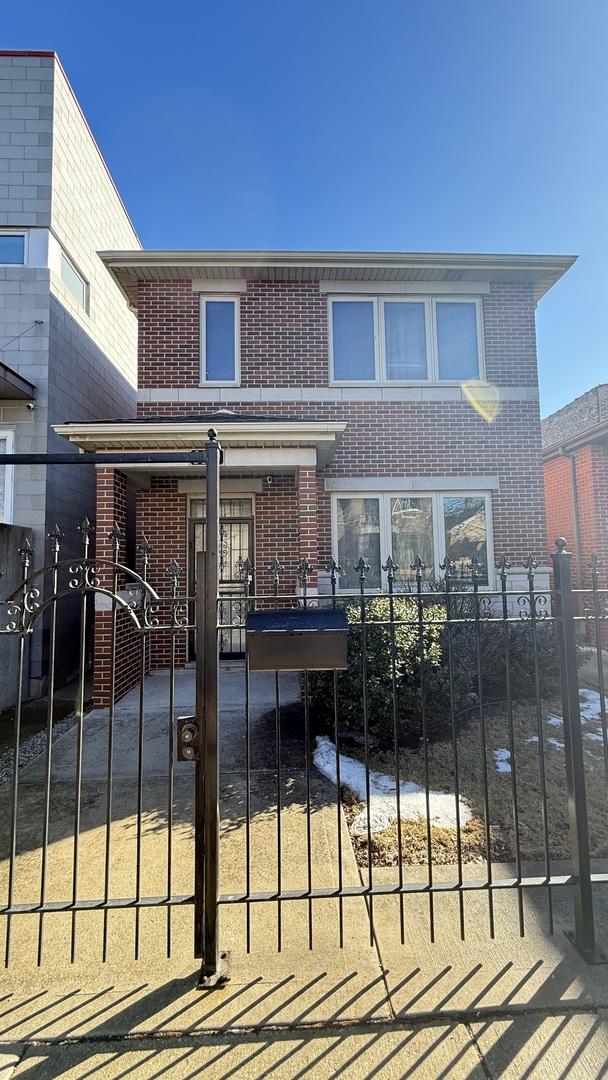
[60,252,89,311]
[0,234,25,265]
[329,296,482,384]
[200,297,240,384]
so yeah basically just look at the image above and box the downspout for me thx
[566,450,584,588]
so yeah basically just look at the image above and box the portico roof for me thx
[53,411,347,471]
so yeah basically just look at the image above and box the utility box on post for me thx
[245,609,348,671]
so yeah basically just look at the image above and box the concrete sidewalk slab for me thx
[8,1023,485,1079]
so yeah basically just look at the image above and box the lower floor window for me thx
[334,491,490,590]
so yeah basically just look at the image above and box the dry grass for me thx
[340,693,608,867]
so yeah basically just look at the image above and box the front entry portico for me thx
[54,411,346,702]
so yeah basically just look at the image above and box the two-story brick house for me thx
[54,250,574,700]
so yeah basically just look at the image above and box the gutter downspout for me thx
[566,450,584,588]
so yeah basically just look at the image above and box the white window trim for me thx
[0,230,28,267]
[199,295,241,387]
[330,489,494,591]
[0,430,15,524]
[328,295,485,386]
[60,250,89,313]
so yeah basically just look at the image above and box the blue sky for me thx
[4,0,607,415]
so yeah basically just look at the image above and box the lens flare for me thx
[462,380,502,423]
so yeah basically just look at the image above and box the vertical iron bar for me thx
[442,559,465,939]
[71,520,92,963]
[37,528,62,965]
[552,538,596,960]
[527,554,553,932]
[194,549,206,958]
[355,557,374,946]
[472,556,494,938]
[200,429,221,977]
[415,557,435,942]
[5,539,33,966]
[591,555,608,787]
[298,560,314,950]
[329,559,344,949]
[134,542,149,960]
[271,558,283,952]
[497,557,524,936]
[102,526,122,962]
[384,557,405,944]
[166,555,179,959]
[243,562,253,954]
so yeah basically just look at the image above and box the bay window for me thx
[329,296,482,383]
[334,491,491,588]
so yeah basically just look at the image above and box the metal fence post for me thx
[197,427,228,986]
[552,537,598,961]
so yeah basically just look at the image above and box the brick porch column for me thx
[94,468,140,706]
[296,465,319,589]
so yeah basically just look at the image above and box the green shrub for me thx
[308,591,562,747]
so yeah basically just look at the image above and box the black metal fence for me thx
[219,539,608,964]
[0,523,607,971]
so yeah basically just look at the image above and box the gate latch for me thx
[177,715,200,762]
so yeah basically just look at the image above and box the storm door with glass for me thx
[188,497,254,657]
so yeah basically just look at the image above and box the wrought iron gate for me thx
[0,430,222,983]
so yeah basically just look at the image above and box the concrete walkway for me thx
[2,666,608,1075]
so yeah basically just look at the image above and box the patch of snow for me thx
[526,736,539,744]
[493,748,511,774]
[578,689,608,723]
[547,737,565,751]
[585,731,605,744]
[546,715,562,728]
[313,735,473,835]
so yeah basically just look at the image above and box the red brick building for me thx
[54,250,574,699]
[542,384,608,587]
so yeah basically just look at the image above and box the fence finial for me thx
[383,554,399,581]
[328,557,342,583]
[166,558,181,581]
[240,557,254,584]
[297,560,313,586]
[268,556,284,582]
[18,537,34,568]
[440,554,456,578]
[354,555,369,582]
[48,524,64,554]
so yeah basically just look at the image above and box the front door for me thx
[189,497,254,658]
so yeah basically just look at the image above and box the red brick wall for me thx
[544,444,608,589]
[94,469,143,705]
[137,477,189,667]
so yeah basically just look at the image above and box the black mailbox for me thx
[245,609,348,671]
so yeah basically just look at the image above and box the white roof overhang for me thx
[98,249,577,309]
[53,420,347,472]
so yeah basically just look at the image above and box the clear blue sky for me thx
[4,0,607,415]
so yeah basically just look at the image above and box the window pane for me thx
[443,496,488,584]
[60,253,87,308]
[436,302,479,380]
[391,497,434,572]
[205,301,236,381]
[0,437,6,522]
[332,301,375,380]
[337,497,381,589]
[0,235,25,264]
[384,302,427,379]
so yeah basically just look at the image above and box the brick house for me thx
[54,250,574,700]
[542,384,608,586]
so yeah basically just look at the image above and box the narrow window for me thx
[202,299,238,383]
[336,497,381,590]
[332,301,375,381]
[443,495,488,584]
[390,496,434,571]
[384,302,427,379]
[0,432,14,523]
[0,235,25,265]
[60,253,88,310]
[435,301,479,380]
